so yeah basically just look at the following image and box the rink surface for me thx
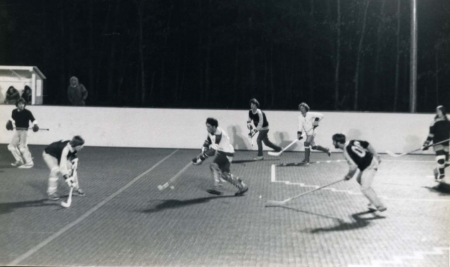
[0,146,449,267]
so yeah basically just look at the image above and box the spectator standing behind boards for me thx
[67,76,88,106]
[4,86,20,104]
[22,85,32,105]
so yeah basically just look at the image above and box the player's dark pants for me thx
[257,129,281,156]
[210,151,233,186]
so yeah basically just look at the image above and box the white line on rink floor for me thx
[7,149,180,266]
[348,246,450,267]
[270,164,450,202]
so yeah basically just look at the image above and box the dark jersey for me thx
[344,140,373,171]
[248,109,269,128]
[12,109,35,128]
[429,118,450,145]
[44,140,78,164]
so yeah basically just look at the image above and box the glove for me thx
[297,131,303,140]
[247,123,253,130]
[32,124,39,132]
[422,140,431,151]
[344,175,352,181]
[64,175,76,188]
[248,129,258,138]
[192,156,203,165]
[6,120,13,131]
[312,121,319,128]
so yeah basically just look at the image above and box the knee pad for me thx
[436,155,446,167]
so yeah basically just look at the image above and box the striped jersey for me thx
[203,127,234,156]
[248,109,269,130]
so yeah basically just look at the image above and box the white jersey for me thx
[206,127,235,155]
[298,112,324,136]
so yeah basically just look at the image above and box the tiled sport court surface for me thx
[0,146,449,267]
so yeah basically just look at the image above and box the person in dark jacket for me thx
[22,85,32,105]
[67,76,88,106]
[4,86,20,104]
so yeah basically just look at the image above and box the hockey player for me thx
[332,133,387,212]
[5,97,40,168]
[423,105,450,182]
[298,102,330,163]
[43,136,85,200]
[247,98,282,160]
[192,118,248,196]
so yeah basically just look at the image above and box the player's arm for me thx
[253,110,263,131]
[297,116,304,140]
[364,142,381,163]
[423,122,435,150]
[30,113,39,132]
[310,112,324,128]
[343,150,358,180]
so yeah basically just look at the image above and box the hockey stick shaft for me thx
[386,138,450,157]
[268,139,298,156]
[265,179,345,206]
[14,127,50,131]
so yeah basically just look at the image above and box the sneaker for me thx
[437,174,445,183]
[235,180,249,196]
[300,159,310,164]
[253,156,264,161]
[11,160,24,167]
[18,161,34,169]
[73,188,85,196]
[368,204,377,212]
[206,188,223,196]
[48,193,60,201]
[376,205,387,212]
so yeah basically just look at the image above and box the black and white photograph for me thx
[0,0,449,266]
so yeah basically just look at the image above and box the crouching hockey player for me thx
[423,105,450,182]
[42,136,85,200]
[192,118,249,196]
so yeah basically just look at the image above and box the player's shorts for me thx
[213,151,234,173]
[433,144,449,153]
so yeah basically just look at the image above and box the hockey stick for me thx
[61,187,73,208]
[265,178,345,207]
[157,162,193,191]
[268,139,298,156]
[14,127,50,131]
[385,138,450,158]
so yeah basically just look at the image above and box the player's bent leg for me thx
[255,132,264,159]
[47,168,60,201]
[360,169,385,211]
[312,145,331,156]
[18,145,33,168]
[8,144,24,166]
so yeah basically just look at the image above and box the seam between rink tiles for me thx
[7,149,179,266]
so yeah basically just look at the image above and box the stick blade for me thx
[158,183,169,191]
[61,201,71,208]
[268,152,281,156]
[385,150,401,157]
[265,200,286,207]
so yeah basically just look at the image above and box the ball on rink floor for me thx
[170,186,175,190]
[157,185,163,191]
[259,195,262,199]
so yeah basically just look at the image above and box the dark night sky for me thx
[0,0,449,112]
